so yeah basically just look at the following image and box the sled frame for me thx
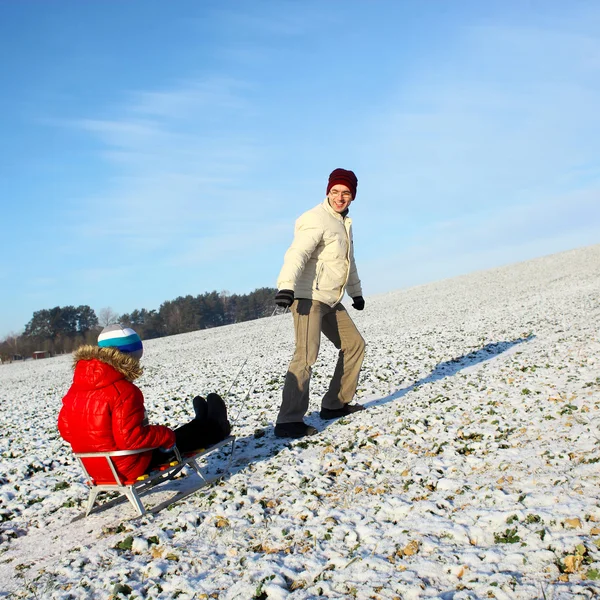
[73,435,236,518]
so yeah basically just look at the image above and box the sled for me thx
[72,435,236,519]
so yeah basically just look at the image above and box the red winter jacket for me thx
[58,345,175,483]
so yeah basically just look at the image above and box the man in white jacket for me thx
[274,168,366,438]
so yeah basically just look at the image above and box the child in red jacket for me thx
[58,324,231,482]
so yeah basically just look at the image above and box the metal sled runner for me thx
[73,435,236,518]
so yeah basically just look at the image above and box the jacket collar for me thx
[322,197,350,221]
[72,344,143,382]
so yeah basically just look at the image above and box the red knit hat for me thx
[326,168,358,199]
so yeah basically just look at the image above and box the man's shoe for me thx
[274,421,318,439]
[320,403,366,420]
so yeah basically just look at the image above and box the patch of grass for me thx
[254,575,275,599]
[115,535,133,551]
[587,568,600,580]
[112,583,132,596]
[494,528,520,544]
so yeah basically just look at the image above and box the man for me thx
[274,168,366,439]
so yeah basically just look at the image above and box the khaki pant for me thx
[277,299,365,424]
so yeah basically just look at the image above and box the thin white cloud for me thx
[25,277,58,290]
[212,8,321,37]
[167,220,291,268]
[352,19,600,294]
[62,76,274,259]
[74,265,132,285]
[360,23,600,204]
[128,78,252,120]
[360,187,600,294]
[352,19,600,269]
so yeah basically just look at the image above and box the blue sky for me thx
[1,1,599,338]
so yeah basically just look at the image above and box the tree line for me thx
[0,287,277,362]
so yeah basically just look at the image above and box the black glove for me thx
[275,289,294,308]
[352,296,365,311]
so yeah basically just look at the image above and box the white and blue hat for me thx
[98,324,143,359]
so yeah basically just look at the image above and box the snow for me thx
[1,244,600,599]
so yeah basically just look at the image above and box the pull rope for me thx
[224,306,289,426]
[223,306,278,399]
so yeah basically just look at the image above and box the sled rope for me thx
[225,306,289,426]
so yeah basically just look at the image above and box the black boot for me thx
[192,395,207,420]
[174,417,228,453]
[274,421,318,439]
[206,393,231,438]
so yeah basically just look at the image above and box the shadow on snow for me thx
[361,335,535,410]
[204,335,535,481]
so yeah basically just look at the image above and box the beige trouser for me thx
[277,299,365,424]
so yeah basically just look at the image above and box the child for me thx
[58,324,231,482]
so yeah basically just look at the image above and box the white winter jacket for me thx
[277,198,363,306]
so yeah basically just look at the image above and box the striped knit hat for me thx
[98,324,143,359]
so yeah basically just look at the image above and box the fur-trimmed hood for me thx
[72,345,143,382]
[59,344,174,483]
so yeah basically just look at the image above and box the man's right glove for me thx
[275,289,294,308]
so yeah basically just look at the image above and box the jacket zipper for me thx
[334,218,352,305]
[315,263,324,290]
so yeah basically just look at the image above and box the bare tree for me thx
[3,332,21,354]
[1,332,22,363]
[98,307,120,327]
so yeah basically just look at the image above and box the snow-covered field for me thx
[1,244,600,600]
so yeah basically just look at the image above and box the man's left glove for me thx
[352,296,365,311]
[275,289,294,308]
